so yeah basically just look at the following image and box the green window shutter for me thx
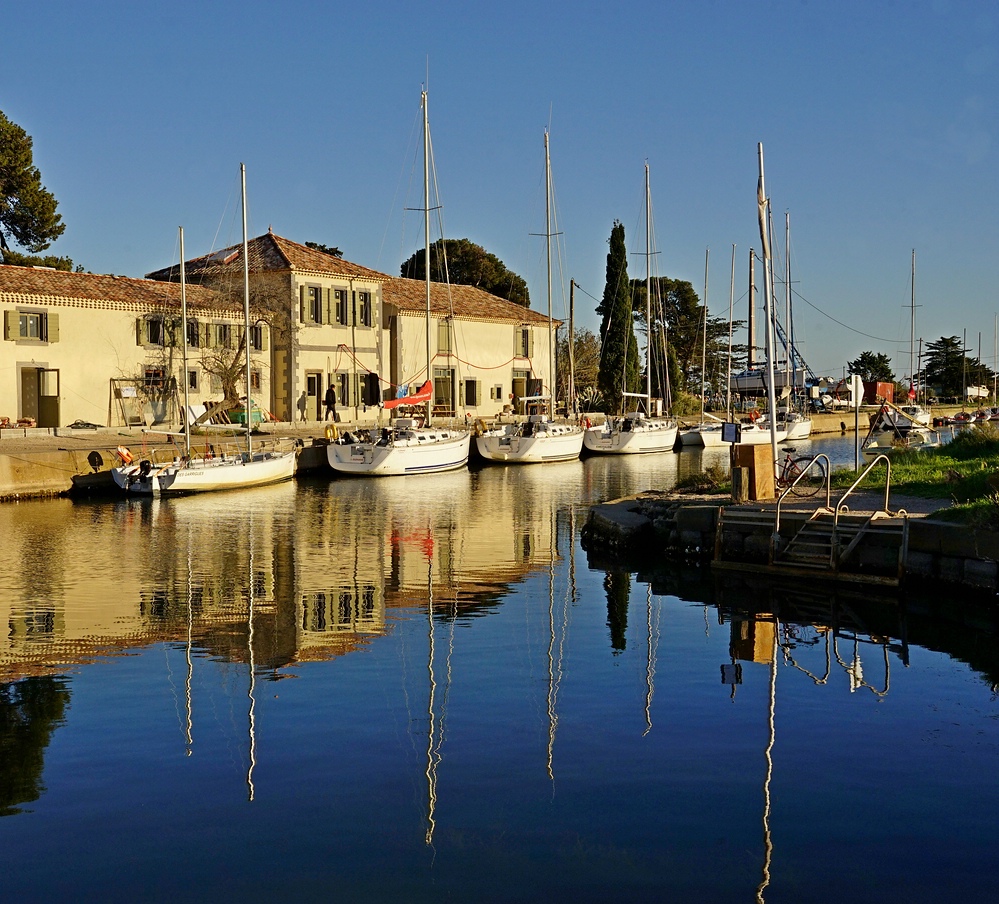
[201,322,212,348]
[46,312,59,342]
[437,320,449,353]
[474,379,481,407]
[299,286,308,323]
[259,324,269,351]
[527,329,535,357]
[325,288,332,325]
[4,310,18,340]
[136,317,146,345]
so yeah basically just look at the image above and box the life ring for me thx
[116,445,133,465]
[325,424,339,442]
[474,418,487,437]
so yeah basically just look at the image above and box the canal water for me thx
[2,437,997,902]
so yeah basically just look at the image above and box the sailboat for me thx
[475,131,584,464]
[327,91,470,477]
[679,249,726,447]
[583,163,678,455]
[112,169,298,495]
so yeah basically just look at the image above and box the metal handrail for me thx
[834,453,892,529]
[772,453,832,561]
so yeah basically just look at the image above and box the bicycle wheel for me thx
[789,457,825,497]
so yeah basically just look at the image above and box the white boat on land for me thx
[679,422,726,447]
[113,177,297,496]
[475,131,582,465]
[583,164,677,456]
[328,91,470,477]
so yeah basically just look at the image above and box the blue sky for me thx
[3,0,997,380]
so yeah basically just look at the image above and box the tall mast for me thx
[179,226,190,459]
[240,163,252,458]
[546,131,554,410]
[757,143,779,469]
[645,163,652,410]
[568,279,576,417]
[700,248,708,424]
[727,243,736,419]
[785,211,793,394]
[748,248,757,369]
[423,90,433,426]
[910,248,916,392]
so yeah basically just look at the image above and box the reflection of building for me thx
[0,468,570,682]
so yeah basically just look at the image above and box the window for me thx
[215,323,232,348]
[250,369,261,392]
[357,291,372,327]
[186,319,200,348]
[249,324,264,351]
[309,286,323,324]
[187,369,199,391]
[518,327,534,357]
[464,378,480,407]
[20,312,41,339]
[334,289,349,325]
[4,310,57,342]
[490,384,503,400]
[145,316,165,346]
[336,371,350,407]
[144,367,166,389]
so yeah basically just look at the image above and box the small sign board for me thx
[721,422,741,444]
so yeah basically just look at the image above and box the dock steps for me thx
[714,503,908,586]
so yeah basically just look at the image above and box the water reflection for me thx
[2,451,999,900]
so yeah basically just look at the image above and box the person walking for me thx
[324,384,338,422]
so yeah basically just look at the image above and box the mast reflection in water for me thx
[1,453,998,902]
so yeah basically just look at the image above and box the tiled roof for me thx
[0,264,222,311]
[146,232,390,283]
[383,278,552,324]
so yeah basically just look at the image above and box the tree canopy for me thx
[596,221,640,413]
[0,111,65,261]
[556,326,601,411]
[305,242,343,259]
[400,238,530,307]
[847,351,895,383]
[918,335,993,398]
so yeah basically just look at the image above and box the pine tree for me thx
[0,111,65,259]
[596,221,640,413]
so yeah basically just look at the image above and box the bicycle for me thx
[775,448,826,497]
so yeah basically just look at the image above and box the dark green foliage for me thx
[596,221,640,412]
[919,335,993,398]
[556,326,600,408]
[305,242,343,258]
[0,248,74,270]
[0,111,65,258]
[847,351,895,383]
[400,238,530,307]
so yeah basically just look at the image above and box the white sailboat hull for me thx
[679,424,726,447]
[476,424,583,463]
[582,418,678,455]
[112,450,297,496]
[328,430,470,476]
[734,422,788,445]
[782,415,813,440]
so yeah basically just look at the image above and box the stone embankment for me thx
[581,490,999,595]
[0,424,327,499]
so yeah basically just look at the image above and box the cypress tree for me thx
[596,221,640,413]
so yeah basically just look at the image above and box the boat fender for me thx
[749,409,760,421]
[583,416,591,429]
[474,418,487,437]
[325,424,339,442]
[116,445,133,465]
